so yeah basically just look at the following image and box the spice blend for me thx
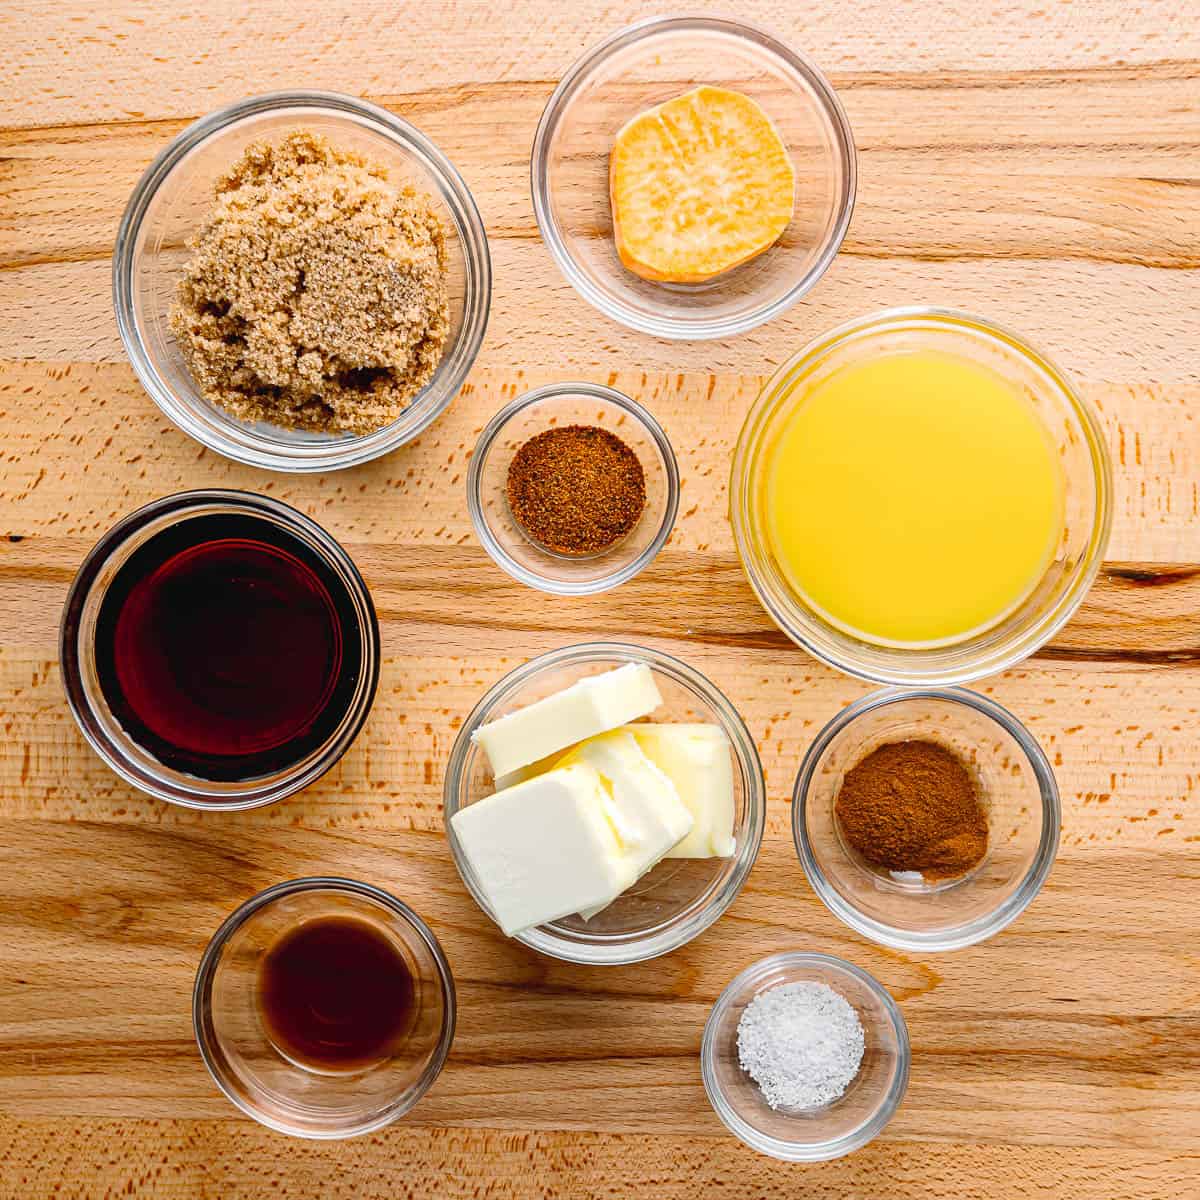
[834,740,988,881]
[506,425,646,555]
[170,131,450,435]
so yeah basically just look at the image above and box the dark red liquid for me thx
[94,513,363,781]
[257,916,416,1073]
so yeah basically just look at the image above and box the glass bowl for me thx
[466,382,679,594]
[531,16,856,340]
[193,878,455,1139]
[443,642,765,963]
[59,489,380,810]
[731,307,1113,685]
[113,90,491,472]
[702,951,909,1161]
[793,688,1060,951]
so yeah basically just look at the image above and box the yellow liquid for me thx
[765,349,1063,645]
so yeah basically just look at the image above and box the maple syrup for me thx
[93,513,363,781]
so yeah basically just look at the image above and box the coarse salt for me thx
[736,980,865,1110]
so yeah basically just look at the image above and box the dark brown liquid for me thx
[257,916,416,1073]
[93,513,364,781]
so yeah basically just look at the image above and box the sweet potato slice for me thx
[609,85,795,284]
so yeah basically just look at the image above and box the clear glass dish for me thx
[731,307,1113,685]
[193,878,455,1139]
[113,90,491,472]
[443,642,765,964]
[702,951,909,1161]
[531,16,856,340]
[467,382,679,594]
[793,687,1060,951]
[59,490,380,810]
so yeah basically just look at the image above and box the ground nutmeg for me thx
[834,740,989,881]
[506,425,646,556]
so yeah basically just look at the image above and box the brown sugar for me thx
[505,425,647,555]
[834,740,989,881]
[169,131,450,435]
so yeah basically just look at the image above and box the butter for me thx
[624,724,736,858]
[473,663,662,781]
[558,731,693,918]
[449,765,637,936]
[493,749,562,793]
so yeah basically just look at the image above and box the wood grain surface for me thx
[1,2,1198,1197]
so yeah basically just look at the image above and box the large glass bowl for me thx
[113,90,491,472]
[731,307,1113,685]
[702,952,909,1161]
[793,688,1060,951]
[531,16,856,340]
[443,642,765,964]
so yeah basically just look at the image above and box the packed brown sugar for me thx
[170,131,450,435]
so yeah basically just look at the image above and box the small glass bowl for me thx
[531,16,856,340]
[113,90,491,472]
[467,383,679,594]
[443,642,765,964]
[793,688,1060,952]
[59,490,380,810]
[702,952,909,1161]
[731,307,1113,685]
[193,878,455,1139]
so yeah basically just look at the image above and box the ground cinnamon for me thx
[834,740,988,881]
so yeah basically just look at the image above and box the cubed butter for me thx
[558,731,693,918]
[624,724,736,858]
[449,765,637,936]
[493,749,564,792]
[472,663,662,780]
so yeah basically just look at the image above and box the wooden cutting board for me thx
[1,2,1197,1196]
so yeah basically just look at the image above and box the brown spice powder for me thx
[834,740,988,881]
[169,130,450,435]
[506,425,647,556]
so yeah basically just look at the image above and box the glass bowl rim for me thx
[529,14,857,341]
[730,304,1114,685]
[58,488,381,811]
[466,381,681,595]
[192,876,457,1140]
[791,686,1061,952]
[113,88,492,473]
[701,949,910,1161]
[443,640,765,963]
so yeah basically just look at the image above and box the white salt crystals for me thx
[736,981,865,1110]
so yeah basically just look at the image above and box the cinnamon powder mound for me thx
[834,740,988,881]
[169,131,450,435]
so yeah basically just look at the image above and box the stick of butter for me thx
[624,724,736,858]
[449,765,637,936]
[472,663,662,781]
[557,730,693,918]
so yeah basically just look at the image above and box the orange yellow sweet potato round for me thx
[609,86,796,284]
